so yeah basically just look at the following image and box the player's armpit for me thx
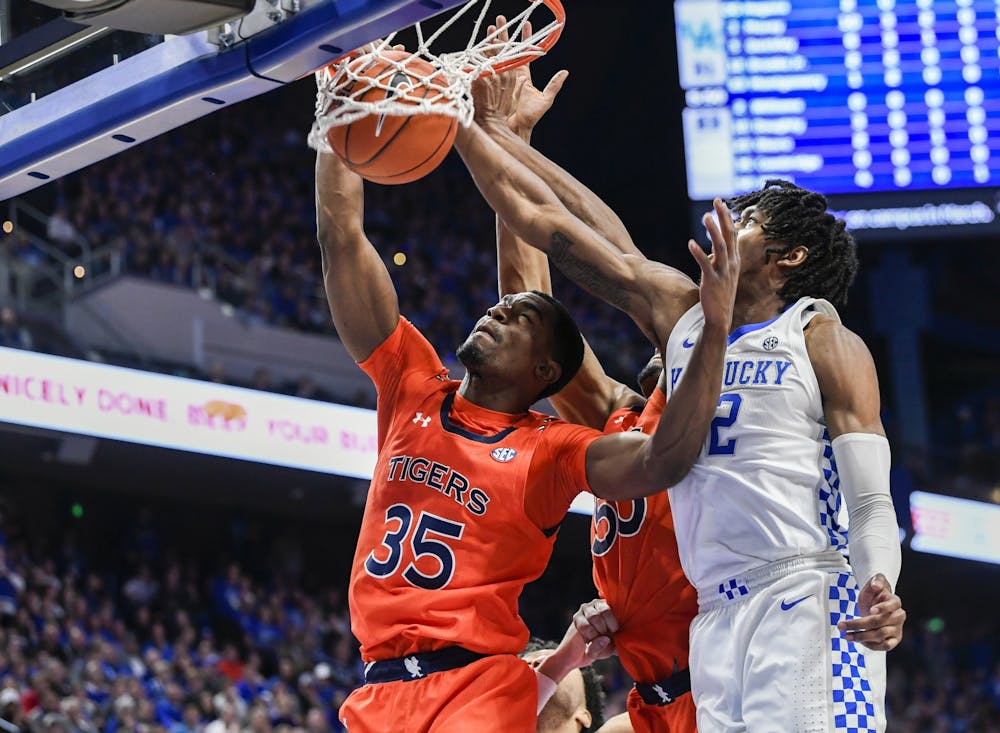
[549,341,639,430]
[584,431,667,500]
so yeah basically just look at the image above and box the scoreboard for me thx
[675,0,1000,236]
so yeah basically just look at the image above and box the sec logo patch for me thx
[491,447,517,463]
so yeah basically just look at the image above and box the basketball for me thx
[326,50,458,185]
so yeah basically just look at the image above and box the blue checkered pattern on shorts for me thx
[717,577,749,600]
[828,572,876,733]
[819,431,849,552]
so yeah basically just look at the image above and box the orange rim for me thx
[481,0,565,76]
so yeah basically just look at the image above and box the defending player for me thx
[314,88,739,730]
[454,70,906,733]
[486,39,697,732]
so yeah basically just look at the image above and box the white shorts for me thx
[689,553,887,733]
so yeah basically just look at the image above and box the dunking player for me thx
[455,67,906,732]
[314,84,738,730]
[484,38,697,733]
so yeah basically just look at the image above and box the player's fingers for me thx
[689,240,712,276]
[496,15,509,44]
[838,607,906,636]
[543,70,569,101]
[522,19,533,42]
[713,197,736,263]
[572,605,603,642]
[844,625,901,650]
[584,636,613,663]
[702,210,724,252]
[594,607,620,635]
[582,604,614,637]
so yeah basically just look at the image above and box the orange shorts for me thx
[339,654,536,733]
[626,687,697,733]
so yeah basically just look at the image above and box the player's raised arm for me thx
[470,68,699,338]
[584,199,740,498]
[807,318,905,651]
[488,30,642,429]
[315,151,400,362]
[455,120,672,350]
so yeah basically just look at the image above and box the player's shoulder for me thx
[804,314,868,351]
[804,314,876,376]
[528,410,603,441]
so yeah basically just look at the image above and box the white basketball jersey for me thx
[664,297,848,591]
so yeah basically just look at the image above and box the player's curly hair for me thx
[531,291,585,400]
[522,638,606,733]
[728,180,859,309]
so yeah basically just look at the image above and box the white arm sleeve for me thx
[535,669,559,713]
[831,432,901,591]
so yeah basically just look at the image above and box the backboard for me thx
[0,0,469,200]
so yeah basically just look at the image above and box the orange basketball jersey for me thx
[592,387,698,684]
[351,318,600,662]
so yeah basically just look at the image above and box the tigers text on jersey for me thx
[592,388,698,684]
[663,297,848,593]
[351,318,599,662]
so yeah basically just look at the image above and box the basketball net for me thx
[308,0,564,153]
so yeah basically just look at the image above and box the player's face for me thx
[733,205,771,264]
[457,293,558,380]
[520,651,591,733]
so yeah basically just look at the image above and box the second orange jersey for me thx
[593,387,698,684]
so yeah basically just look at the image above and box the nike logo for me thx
[780,594,813,611]
[682,338,696,348]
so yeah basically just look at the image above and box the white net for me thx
[308,0,563,153]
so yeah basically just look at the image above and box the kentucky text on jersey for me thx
[386,455,491,516]
[670,359,793,390]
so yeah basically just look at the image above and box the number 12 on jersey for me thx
[365,504,465,590]
[707,393,741,455]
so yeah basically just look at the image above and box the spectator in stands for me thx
[0,308,32,352]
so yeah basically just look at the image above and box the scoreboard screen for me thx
[675,0,1000,237]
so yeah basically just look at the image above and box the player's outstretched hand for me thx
[472,17,567,134]
[837,573,906,651]
[689,197,740,330]
[497,18,568,136]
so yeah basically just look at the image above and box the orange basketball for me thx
[327,50,458,185]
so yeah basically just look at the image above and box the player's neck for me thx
[730,289,787,333]
[457,375,531,416]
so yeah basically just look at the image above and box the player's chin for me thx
[456,337,488,368]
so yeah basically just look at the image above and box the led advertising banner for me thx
[0,346,378,479]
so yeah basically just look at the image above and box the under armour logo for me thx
[403,656,424,679]
[613,415,626,425]
[412,412,432,428]
[652,684,673,704]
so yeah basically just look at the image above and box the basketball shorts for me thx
[339,651,537,733]
[689,552,887,733]
[626,686,697,733]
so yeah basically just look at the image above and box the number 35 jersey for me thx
[663,297,847,592]
[352,318,599,663]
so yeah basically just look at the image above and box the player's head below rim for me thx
[456,290,585,406]
[726,179,859,311]
[521,639,606,733]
